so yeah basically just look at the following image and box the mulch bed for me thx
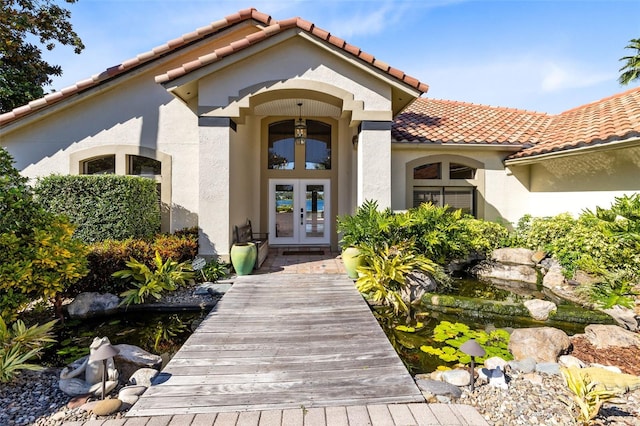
[570,337,640,376]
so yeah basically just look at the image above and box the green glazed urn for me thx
[231,242,257,276]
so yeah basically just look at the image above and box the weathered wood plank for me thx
[127,274,424,418]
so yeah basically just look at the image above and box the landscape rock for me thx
[542,265,565,289]
[118,385,147,398]
[531,251,546,264]
[66,394,91,409]
[558,355,586,369]
[91,398,122,416]
[524,299,557,321]
[442,369,471,387]
[114,344,162,383]
[508,327,570,363]
[508,358,537,374]
[491,248,536,266]
[402,270,438,304]
[472,262,538,285]
[67,292,120,319]
[602,305,639,331]
[584,324,640,349]
[535,362,561,375]
[128,368,159,387]
[483,356,508,371]
[415,379,463,399]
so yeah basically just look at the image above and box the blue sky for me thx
[42,0,640,114]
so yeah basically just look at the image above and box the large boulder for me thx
[524,299,557,321]
[602,306,639,331]
[67,292,120,319]
[114,344,162,383]
[508,327,570,363]
[491,248,536,266]
[472,262,538,285]
[583,324,640,349]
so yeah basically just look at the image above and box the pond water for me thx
[43,309,210,367]
[376,277,607,375]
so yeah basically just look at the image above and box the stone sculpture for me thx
[59,337,119,397]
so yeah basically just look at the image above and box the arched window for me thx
[268,119,331,170]
[82,155,115,174]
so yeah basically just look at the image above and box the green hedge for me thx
[35,175,161,243]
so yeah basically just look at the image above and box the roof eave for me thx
[504,136,640,166]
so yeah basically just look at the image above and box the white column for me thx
[198,117,233,257]
[357,121,392,209]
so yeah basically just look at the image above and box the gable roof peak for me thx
[0,7,427,126]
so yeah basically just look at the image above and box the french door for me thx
[269,179,330,245]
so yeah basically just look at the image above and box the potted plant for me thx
[337,200,385,278]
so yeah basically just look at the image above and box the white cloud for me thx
[540,62,614,92]
[420,53,619,113]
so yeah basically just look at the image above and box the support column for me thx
[198,117,234,257]
[357,121,392,209]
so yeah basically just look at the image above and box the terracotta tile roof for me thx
[153,17,428,92]
[393,98,551,146]
[507,86,640,160]
[394,87,640,160]
[0,8,427,127]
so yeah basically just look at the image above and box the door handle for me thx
[300,208,304,225]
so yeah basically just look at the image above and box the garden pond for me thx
[43,308,210,367]
[376,276,615,375]
[41,277,613,377]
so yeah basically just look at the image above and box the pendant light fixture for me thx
[294,102,307,145]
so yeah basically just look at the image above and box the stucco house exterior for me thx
[1,8,639,259]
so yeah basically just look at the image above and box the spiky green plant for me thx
[561,367,621,425]
[114,251,194,306]
[355,242,436,314]
[0,317,57,382]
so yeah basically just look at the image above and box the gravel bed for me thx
[461,371,640,426]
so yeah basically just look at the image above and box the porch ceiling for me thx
[253,99,342,118]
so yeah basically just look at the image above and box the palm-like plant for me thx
[619,38,640,85]
[0,317,57,382]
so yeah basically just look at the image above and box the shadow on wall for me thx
[167,203,198,232]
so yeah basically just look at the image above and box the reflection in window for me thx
[129,155,161,176]
[305,121,331,170]
[82,155,115,174]
[450,163,476,179]
[413,163,441,179]
[268,120,295,169]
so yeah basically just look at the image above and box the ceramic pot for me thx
[342,246,364,279]
[230,242,257,276]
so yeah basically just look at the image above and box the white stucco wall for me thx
[522,145,640,217]
[197,36,392,116]
[2,70,201,233]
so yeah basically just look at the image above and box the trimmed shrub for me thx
[73,233,198,295]
[35,175,160,243]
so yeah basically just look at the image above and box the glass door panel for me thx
[304,184,325,239]
[269,179,330,245]
[274,184,294,238]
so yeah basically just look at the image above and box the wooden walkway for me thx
[120,271,488,425]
